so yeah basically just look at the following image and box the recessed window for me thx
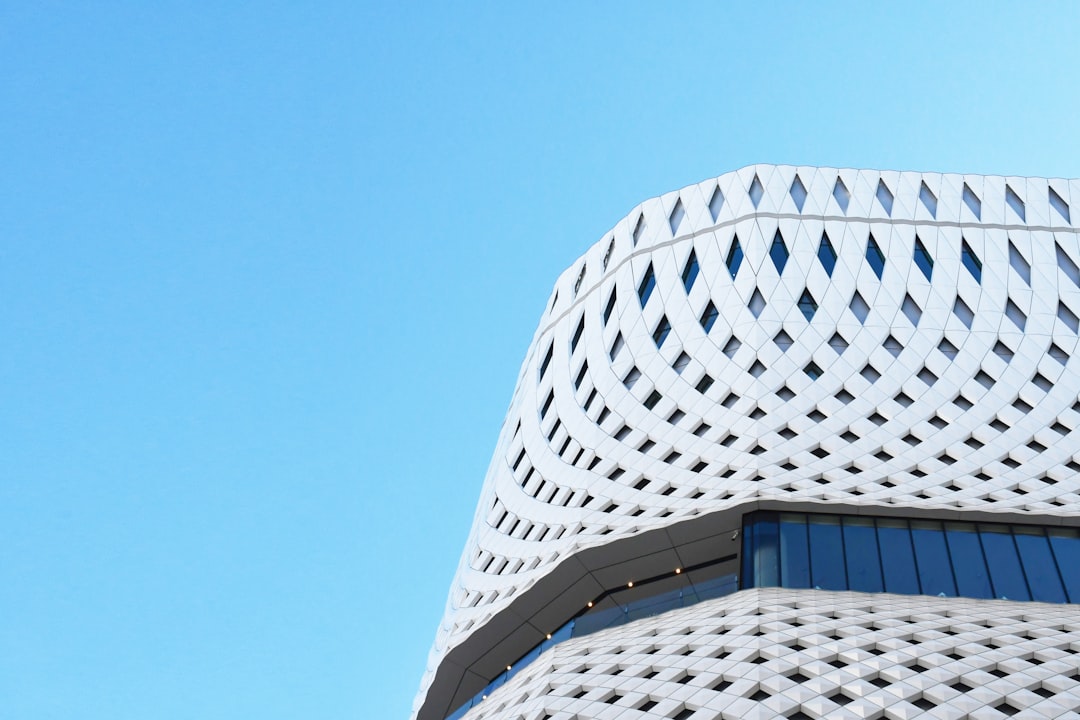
[609,332,624,360]
[770,230,789,274]
[938,338,958,359]
[623,366,641,389]
[748,361,766,378]
[913,237,933,280]
[1058,301,1079,333]
[539,343,554,379]
[962,183,981,219]
[695,373,714,393]
[818,232,837,276]
[804,362,823,380]
[723,335,742,357]
[669,198,685,234]
[644,390,662,410]
[829,332,848,354]
[1056,243,1080,287]
[1050,186,1071,223]
[708,185,724,221]
[652,315,671,348]
[866,234,886,279]
[876,179,894,215]
[961,239,982,282]
[1005,298,1027,330]
[790,175,807,211]
[902,294,922,326]
[726,235,744,278]
[884,335,903,357]
[700,301,719,332]
[773,330,793,352]
[1008,241,1031,286]
[749,289,766,317]
[1005,185,1026,221]
[749,175,764,207]
[571,316,585,352]
[603,287,617,325]
[632,213,645,246]
[682,248,699,293]
[798,290,817,320]
[993,341,1014,362]
[574,361,588,389]
[673,352,691,374]
[850,292,870,324]
[637,263,655,306]
[833,177,850,213]
[953,297,974,328]
[919,181,938,217]
[573,264,586,296]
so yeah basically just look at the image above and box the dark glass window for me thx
[770,230,789,274]
[798,290,817,321]
[808,515,846,590]
[682,249,699,293]
[843,516,883,593]
[571,316,585,352]
[1049,528,1080,603]
[1014,527,1067,603]
[700,301,718,333]
[779,514,811,589]
[944,523,992,599]
[866,234,886,279]
[726,236,743,279]
[652,316,671,349]
[753,513,780,587]
[603,288,617,325]
[877,518,921,595]
[913,237,933,280]
[637,264,655,307]
[980,525,1030,601]
[961,239,982,283]
[818,232,837,276]
[910,520,956,597]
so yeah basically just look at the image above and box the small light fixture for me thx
[627,581,634,588]
[546,633,552,640]
[506,665,512,671]
[587,601,593,608]
[675,568,682,574]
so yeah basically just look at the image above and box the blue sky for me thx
[2,3,1079,719]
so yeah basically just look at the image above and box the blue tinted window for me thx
[682,249,699,293]
[980,526,1031,601]
[818,232,837,276]
[726,236,743,279]
[637,264,655,307]
[911,520,956,597]
[913,237,934,280]
[877,518,920,595]
[740,516,756,588]
[770,231,789,274]
[700,301,718,332]
[961,239,982,282]
[843,516,883,593]
[1014,527,1066,603]
[753,513,780,587]
[798,290,817,321]
[944,523,992,599]
[1049,528,1080,603]
[808,515,847,590]
[866,235,886,279]
[779,514,811,589]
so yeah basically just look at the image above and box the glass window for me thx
[843,516,883,593]
[682,249,699,293]
[877,517,920,595]
[911,520,956,597]
[798,290,817,321]
[979,525,1031,601]
[961,239,982,283]
[866,235,886,279]
[637,264,655,306]
[818,232,837,276]
[779,514,811,589]
[1049,528,1080,603]
[1014,527,1066,603]
[808,515,847,590]
[913,237,934,280]
[726,236,743,279]
[740,515,756,588]
[752,512,780,587]
[770,231,789,274]
[944,522,992,599]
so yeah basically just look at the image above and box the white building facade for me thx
[414,166,1080,720]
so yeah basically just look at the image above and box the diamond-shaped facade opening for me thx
[1009,241,1032,285]
[850,292,870,324]
[726,235,744,278]
[652,315,671,348]
[749,175,764,208]
[962,183,982,219]
[749,289,766,317]
[771,231,789,274]
[700,301,719,332]
[961,239,982,282]
[919,181,938,217]
[876,179,894,215]
[638,263,656,306]
[798,290,817,321]
[866,234,886,279]
[833,177,850,213]
[1005,185,1026,222]
[1050,186,1071,223]
[682,249,699,293]
[818,232,837,276]
[669,198,686,234]
[914,237,934,280]
[1056,243,1080,286]
[708,185,725,221]
[602,236,615,269]
[790,175,807,211]
[632,212,646,245]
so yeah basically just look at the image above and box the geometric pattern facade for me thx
[414,166,1080,720]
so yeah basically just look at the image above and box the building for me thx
[413,165,1080,720]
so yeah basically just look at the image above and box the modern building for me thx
[414,166,1080,720]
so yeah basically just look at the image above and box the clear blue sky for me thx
[2,3,1079,719]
